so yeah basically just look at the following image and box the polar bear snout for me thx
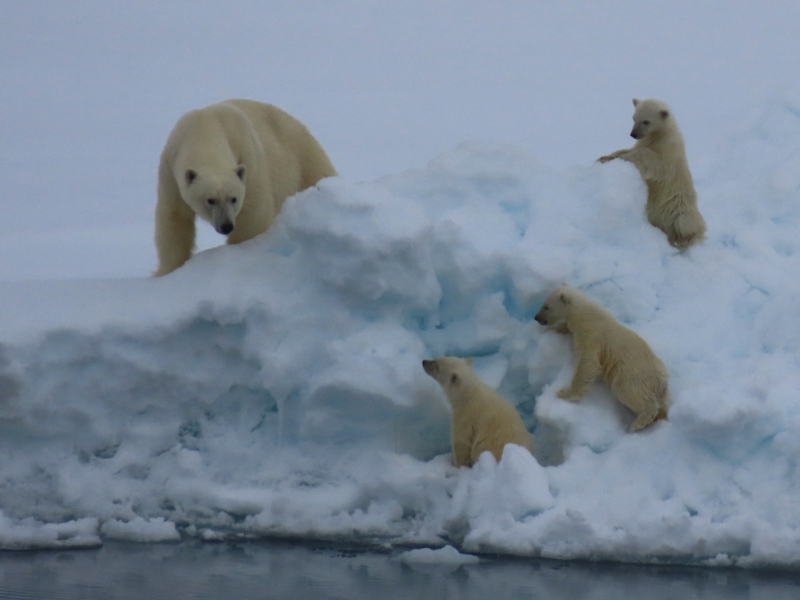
[534,304,552,325]
[217,222,234,235]
[422,359,438,376]
[208,202,238,236]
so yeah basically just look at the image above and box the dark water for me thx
[1,540,800,600]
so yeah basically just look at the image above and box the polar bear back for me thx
[222,99,336,208]
[422,356,533,467]
[452,379,534,466]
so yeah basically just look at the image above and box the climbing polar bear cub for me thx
[423,357,534,467]
[598,98,706,250]
[154,99,337,276]
[535,285,669,432]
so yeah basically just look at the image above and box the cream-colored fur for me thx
[598,98,705,250]
[535,285,669,432]
[422,356,533,467]
[154,99,336,276]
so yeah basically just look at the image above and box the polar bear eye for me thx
[206,198,217,206]
[642,120,650,125]
[230,197,237,204]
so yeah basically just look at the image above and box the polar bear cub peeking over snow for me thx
[154,99,337,276]
[535,285,669,432]
[598,98,706,250]
[423,356,534,467]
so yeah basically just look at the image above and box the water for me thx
[1,541,799,599]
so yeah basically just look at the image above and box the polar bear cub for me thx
[598,98,706,250]
[154,99,337,276]
[535,285,669,431]
[423,356,533,467]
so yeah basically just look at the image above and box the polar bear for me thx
[422,356,533,467]
[598,98,706,250]
[535,285,669,431]
[154,99,337,276]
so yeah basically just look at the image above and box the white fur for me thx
[423,356,534,467]
[154,99,336,276]
[535,285,669,432]
[598,98,706,249]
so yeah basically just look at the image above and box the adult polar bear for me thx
[154,100,337,276]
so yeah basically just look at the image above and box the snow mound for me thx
[1,95,800,568]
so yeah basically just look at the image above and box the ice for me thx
[101,517,181,543]
[397,545,480,567]
[1,97,800,567]
[0,512,100,551]
[2,0,800,571]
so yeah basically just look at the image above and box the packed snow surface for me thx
[2,93,800,569]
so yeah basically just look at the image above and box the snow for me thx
[397,545,480,567]
[0,513,100,551]
[2,0,800,570]
[101,517,181,543]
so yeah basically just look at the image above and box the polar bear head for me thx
[630,98,672,141]
[180,165,247,236]
[534,284,576,331]
[422,356,475,396]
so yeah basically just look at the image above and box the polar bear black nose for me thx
[535,315,546,325]
[219,223,234,235]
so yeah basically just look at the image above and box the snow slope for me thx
[1,89,800,567]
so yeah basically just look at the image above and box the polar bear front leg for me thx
[154,203,196,277]
[451,434,472,468]
[597,149,631,163]
[628,405,661,432]
[557,352,601,401]
[619,147,667,181]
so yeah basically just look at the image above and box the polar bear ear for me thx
[660,110,669,120]
[236,165,246,182]
[450,373,459,386]
[632,98,640,107]
[466,357,474,367]
[559,292,571,305]
[185,169,197,185]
